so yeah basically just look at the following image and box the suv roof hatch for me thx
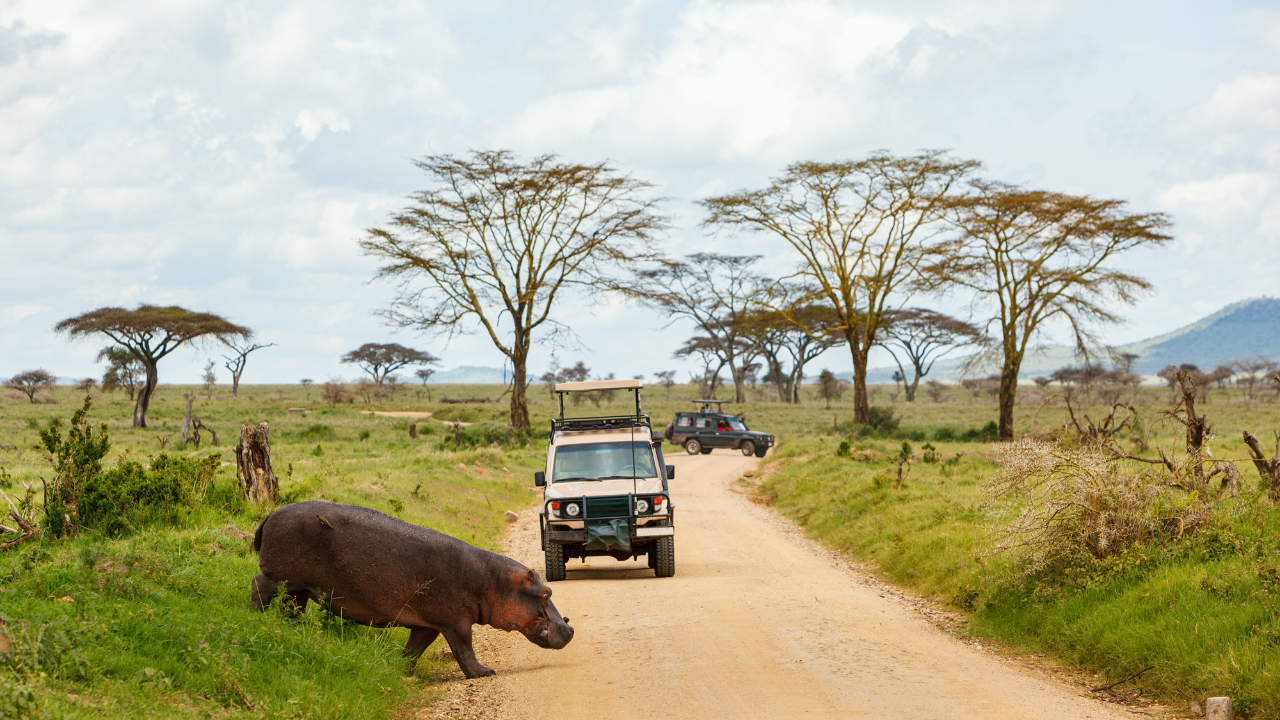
[551,379,650,433]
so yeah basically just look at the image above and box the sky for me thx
[3,0,1280,386]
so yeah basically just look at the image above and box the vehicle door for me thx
[693,416,719,447]
[711,417,735,447]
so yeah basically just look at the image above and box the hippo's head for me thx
[509,569,574,650]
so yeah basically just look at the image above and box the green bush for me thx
[79,454,221,537]
[37,397,111,538]
[866,406,900,433]
[436,422,536,450]
[433,406,479,423]
[297,423,336,441]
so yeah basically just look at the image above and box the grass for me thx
[754,385,1280,719]
[4,378,1280,717]
[0,384,544,719]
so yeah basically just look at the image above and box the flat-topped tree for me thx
[56,305,251,428]
[341,343,438,387]
[361,150,665,430]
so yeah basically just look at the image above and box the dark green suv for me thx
[663,402,774,458]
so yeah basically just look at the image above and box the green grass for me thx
[5,379,1280,717]
[0,384,544,718]
[756,385,1280,719]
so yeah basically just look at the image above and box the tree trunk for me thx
[509,341,530,430]
[1242,431,1280,504]
[231,370,242,400]
[180,394,194,445]
[133,358,159,428]
[236,422,278,502]
[905,371,921,402]
[997,358,1022,440]
[849,348,870,424]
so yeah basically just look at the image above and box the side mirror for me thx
[534,471,546,487]
[666,466,675,481]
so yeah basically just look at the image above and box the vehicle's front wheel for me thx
[754,446,768,458]
[740,440,755,457]
[545,543,567,582]
[684,438,701,455]
[700,447,712,455]
[653,536,675,578]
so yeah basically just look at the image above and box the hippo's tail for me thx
[253,514,270,553]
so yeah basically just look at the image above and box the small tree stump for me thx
[236,422,278,502]
[409,423,418,439]
[1206,697,1234,720]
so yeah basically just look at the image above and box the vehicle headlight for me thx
[636,499,649,514]
[565,502,581,517]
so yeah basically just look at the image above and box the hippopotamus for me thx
[250,501,573,678]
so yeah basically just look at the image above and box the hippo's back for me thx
[255,501,476,610]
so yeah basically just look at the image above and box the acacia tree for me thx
[703,151,977,423]
[222,340,276,399]
[881,309,982,402]
[340,343,438,387]
[361,151,664,429]
[97,347,144,400]
[937,181,1173,438]
[55,306,250,428]
[745,285,844,404]
[4,369,56,403]
[635,254,769,403]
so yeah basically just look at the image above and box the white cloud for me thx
[2,0,1280,380]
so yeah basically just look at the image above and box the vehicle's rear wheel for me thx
[684,438,701,455]
[545,543,566,582]
[653,536,675,578]
[700,447,712,455]
[740,440,755,457]
[754,446,767,458]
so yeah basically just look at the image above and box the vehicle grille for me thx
[584,496,630,519]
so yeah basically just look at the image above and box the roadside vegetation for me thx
[0,384,543,719]
[754,379,1280,718]
[5,377,1280,717]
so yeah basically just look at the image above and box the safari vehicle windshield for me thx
[552,441,658,482]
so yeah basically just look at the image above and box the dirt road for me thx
[422,452,1136,720]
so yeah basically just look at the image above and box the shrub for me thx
[79,454,221,536]
[932,427,956,442]
[865,406,899,433]
[983,440,1210,574]
[961,421,1000,442]
[298,423,335,441]
[37,397,111,538]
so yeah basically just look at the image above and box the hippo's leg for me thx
[404,628,440,661]
[442,625,495,679]
[250,573,277,612]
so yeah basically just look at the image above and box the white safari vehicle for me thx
[534,379,675,581]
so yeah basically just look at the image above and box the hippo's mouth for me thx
[526,618,574,649]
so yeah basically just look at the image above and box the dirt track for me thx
[418,452,1140,720]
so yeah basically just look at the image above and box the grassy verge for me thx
[0,387,544,719]
[758,435,1280,718]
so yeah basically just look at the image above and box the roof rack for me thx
[553,379,646,430]
[551,414,652,433]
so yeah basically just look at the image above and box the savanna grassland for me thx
[4,379,1280,717]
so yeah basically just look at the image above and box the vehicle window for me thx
[695,418,711,429]
[729,420,747,431]
[552,442,658,481]
[716,419,730,431]
[677,416,693,427]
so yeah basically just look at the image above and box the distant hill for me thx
[1124,297,1280,374]
[426,366,509,384]
[859,297,1280,382]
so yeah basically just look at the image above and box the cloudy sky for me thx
[3,0,1279,386]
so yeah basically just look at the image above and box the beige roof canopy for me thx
[554,378,643,393]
